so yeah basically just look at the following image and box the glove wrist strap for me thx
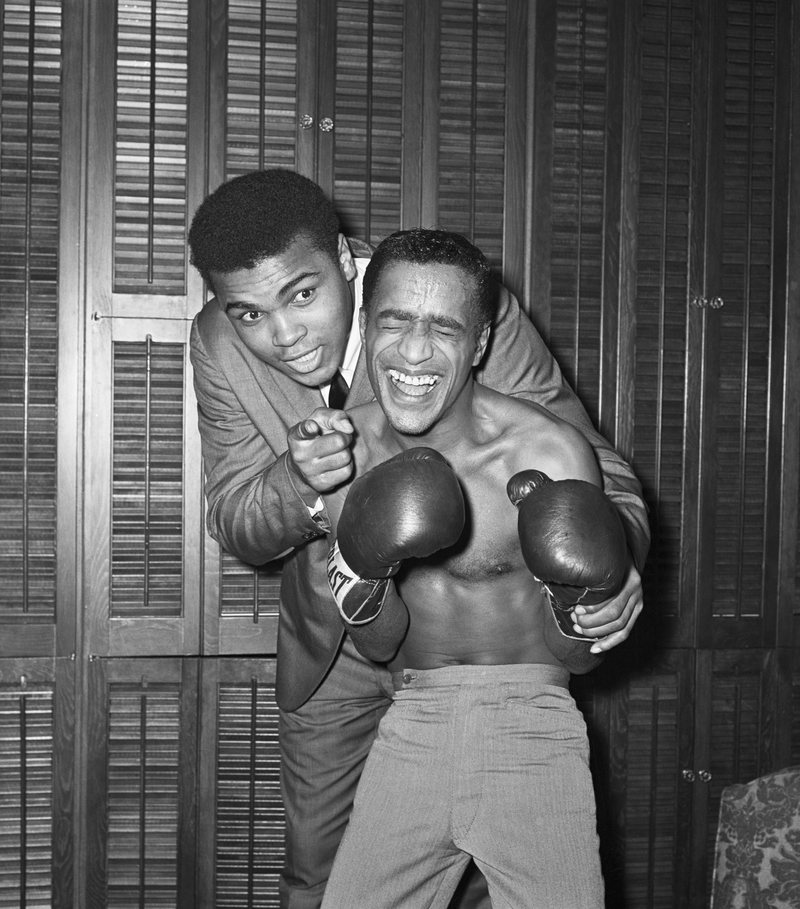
[327,541,389,625]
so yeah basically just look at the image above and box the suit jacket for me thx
[190,238,650,711]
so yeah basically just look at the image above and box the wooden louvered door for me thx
[0,2,62,656]
[534,0,799,906]
[0,5,76,908]
[82,0,207,660]
[635,0,795,903]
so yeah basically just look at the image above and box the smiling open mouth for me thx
[388,369,439,397]
[284,347,322,372]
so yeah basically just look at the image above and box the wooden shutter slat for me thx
[226,0,299,178]
[111,341,185,619]
[0,0,61,623]
[334,0,404,244]
[114,0,189,295]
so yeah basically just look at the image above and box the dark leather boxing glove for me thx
[507,469,628,640]
[328,447,465,624]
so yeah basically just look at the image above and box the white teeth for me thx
[388,369,438,388]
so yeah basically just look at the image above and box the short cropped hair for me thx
[188,169,341,287]
[362,228,498,337]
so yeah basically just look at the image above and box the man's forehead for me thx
[374,262,472,313]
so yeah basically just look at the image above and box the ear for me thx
[337,233,358,281]
[473,324,491,366]
[358,306,367,342]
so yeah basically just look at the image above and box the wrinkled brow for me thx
[376,307,465,332]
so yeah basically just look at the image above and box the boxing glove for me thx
[507,469,628,640]
[328,447,465,624]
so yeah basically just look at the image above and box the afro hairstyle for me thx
[188,169,341,289]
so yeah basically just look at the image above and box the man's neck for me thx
[383,382,481,457]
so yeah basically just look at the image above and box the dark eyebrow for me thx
[224,271,320,313]
[377,307,465,332]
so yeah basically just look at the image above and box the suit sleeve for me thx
[477,285,650,572]
[190,321,326,566]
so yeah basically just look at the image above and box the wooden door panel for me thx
[705,0,784,648]
[197,659,282,909]
[225,0,300,179]
[85,658,200,909]
[84,0,208,657]
[574,649,695,909]
[634,0,701,649]
[0,658,74,909]
[332,0,405,245]
[0,0,63,657]
[692,649,781,901]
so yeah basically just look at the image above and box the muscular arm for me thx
[477,286,650,572]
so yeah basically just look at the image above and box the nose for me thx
[397,322,433,365]
[271,312,306,348]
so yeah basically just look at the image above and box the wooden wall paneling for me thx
[58,0,89,667]
[332,0,405,245]
[0,0,63,658]
[435,0,509,270]
[633,0,703,650]
[400,0,440,229]
[296,0,322,181]
[791,647,800,766]
[196,658,282,909]
[528,0,557,336]
[314,0,338,196]
[52,656,76,909]
[619,649,695,909]
[212,553,282,655]
[84,0,204,658]
[789,0,800,652]
[704,0,785,650]
[543,0,611,424]
[0,658,73,909]
[84,657,199,909]
[763,0,795,654]
[691,649,780,903]
[500,0,529,304]
[205,0,227,195]
[225,0,300,179]
[600,0,641,458]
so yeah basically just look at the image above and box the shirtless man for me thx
[319,228,628,908]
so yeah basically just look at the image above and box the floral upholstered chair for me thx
[711,766,800,909]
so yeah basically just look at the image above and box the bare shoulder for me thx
[478,387,600,485]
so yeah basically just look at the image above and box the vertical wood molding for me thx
[528,0,556,337]
[295,0,320,180]
[401,0,425,227]
[607,0,642,460]
[420,0,441,227]
[501,0,529,304]
[315,0,337,194]
[57,0,86,664]
[776,0,800,650]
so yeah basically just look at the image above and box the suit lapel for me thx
[347,348,374,407]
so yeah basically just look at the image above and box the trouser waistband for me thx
[391,663,569,692]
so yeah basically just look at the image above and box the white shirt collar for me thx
[319,257,366,404]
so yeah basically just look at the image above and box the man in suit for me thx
[187,168,649,909]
